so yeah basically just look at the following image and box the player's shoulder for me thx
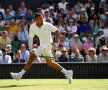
[30,22,36,28]
[43,21,53,26]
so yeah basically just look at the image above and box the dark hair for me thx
[34,13,42,19]
[99,37,106,45]
[0,12,4,20]
[2,48,7,52]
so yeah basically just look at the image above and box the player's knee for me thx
[46,60,53,67]
[29,53,37,61]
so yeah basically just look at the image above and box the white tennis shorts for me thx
[34,47,53,57]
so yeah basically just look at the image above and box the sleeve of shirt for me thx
[47,22,57,32]
[29,25,34,51]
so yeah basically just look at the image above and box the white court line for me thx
[73,84,108,90]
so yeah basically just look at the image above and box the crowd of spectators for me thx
[0,0,108,64]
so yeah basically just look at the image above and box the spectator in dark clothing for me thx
[78,18,91,34]
[25,8,34,23]
[6,44,15,62]
[58,47,69,62]
[96,35,107,55]
[13,50,25,63]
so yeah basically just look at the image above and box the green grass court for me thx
[0,79,108,90]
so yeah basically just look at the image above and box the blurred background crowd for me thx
[0,0,108,64]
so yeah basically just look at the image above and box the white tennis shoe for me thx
[65,70,73,84]
[10,70,73,84]
[10,72,22,80]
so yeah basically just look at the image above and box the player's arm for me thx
[54,29,60,43]
[51,29,60,51]
[47,22,60,43]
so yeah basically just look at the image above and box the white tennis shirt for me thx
[29,22,57,51]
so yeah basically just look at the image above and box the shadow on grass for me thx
[0,84,36,88]
[0,84,67,88]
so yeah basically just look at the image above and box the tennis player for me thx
[10,13,73,84]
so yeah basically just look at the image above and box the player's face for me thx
[35,16,43,27]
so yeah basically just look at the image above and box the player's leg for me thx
[10,47,43,80]
[45,58,73,84]
[24,52,37,70]
[43,47,73,84]
[10,52,37,80]
[45,57,62,71]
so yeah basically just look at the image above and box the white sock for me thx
[19,69,26,76]
[61,68,68,75]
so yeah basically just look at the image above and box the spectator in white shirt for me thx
[97,46,108,62]
[70,34,82,52]
[58,0,68,10]
[85,47,97,62]
[0,48,12,64]
[8,5,16,18]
